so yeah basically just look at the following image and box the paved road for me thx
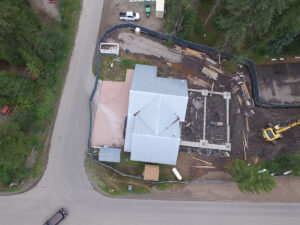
[0,1,300,225]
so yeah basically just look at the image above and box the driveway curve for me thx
[0,1,300,225]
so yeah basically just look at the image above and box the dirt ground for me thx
[87,0,300,199]
[107,32,183,63]
[99,30,300,176]
[256,63,300,104]
[86,154,300,202]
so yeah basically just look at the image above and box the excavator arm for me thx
[275,120,300,134]
[262,120,300,142]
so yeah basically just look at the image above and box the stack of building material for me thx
[144,164,159,181]
[201,67,218,80]
[173,45,205,59]
[185,48,204,59]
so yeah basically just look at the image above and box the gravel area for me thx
[107,32,183,63]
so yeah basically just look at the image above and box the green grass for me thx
[156,183,173,191]
[98,183,149,196]
[98,53,151,81]
[85,155,152,196]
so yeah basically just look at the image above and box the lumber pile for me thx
[188,76,210,87]
[185,48,204,59]
[173,45,205,59]
[201,67,218,80]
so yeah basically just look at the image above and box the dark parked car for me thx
[44,208,68,225]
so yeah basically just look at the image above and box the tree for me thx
[0,0,64,77]
[0,122,30,185]
[218,0,300,50]
[227,159,276,194]
[166,0,198,38]
[179,6,197,39]
[0,70,25,105]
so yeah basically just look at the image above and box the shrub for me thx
[227,159,276,194]
[222,59,239,74]
[263,152,300,176]
[165,36,174,48]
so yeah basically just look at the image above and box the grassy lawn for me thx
[85,150,181,195]
[85,153,151,195]
[98,52,150,81]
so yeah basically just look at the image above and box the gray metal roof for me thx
[131,64,188,98]
[99,147,121,163]
[124,64,188,165]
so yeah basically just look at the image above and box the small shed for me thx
[144,164,159,181]
[99,43,119,56]
[155,0,165,18]
[98,147,121,163]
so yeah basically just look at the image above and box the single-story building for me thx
[124,64,188,165]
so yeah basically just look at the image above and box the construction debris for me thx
[192,98,203,110]
[193,165,216,169]
[231,85,240,94]
[173,45,205,59]
[243,140,247,161]
[210,121,223,126]
[210,82,214,96]
[246,117,250,131]
[209,65,224,74]
[188,76,210,87]
[201,67,218,80]
[242,82,251,99]
[144,164,159,181]
[191,156,212,165]
[185,48,204,59]
[237,95,243,107]
[205,57,217,65]
[172,168,182,180]
[242,130,248,148]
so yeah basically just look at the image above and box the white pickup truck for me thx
[119,12,140,21]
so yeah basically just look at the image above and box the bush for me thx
[263,152,300,176]
[227,159,276,194]
[0,70,26,105]
[165,36,174,48]
[194,24,206,36]
[222,59,239,74]
[0,122,31,185]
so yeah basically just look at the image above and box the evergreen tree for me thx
[228,159,276,194]
[218,0,300,50]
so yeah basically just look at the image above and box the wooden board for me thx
[242,82,251,99]
[201,67,218,80]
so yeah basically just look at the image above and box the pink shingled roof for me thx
[91,70,134,147]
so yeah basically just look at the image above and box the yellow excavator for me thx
[262,120,300,142]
